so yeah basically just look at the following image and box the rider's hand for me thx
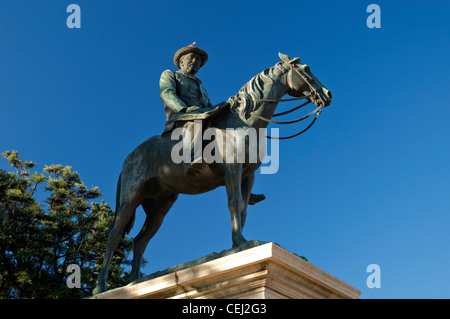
[186,106,201,113]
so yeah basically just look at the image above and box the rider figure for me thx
[160,42,213,136]
[159,43,265,205]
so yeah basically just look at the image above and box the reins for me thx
[267,108,322,140]
[272,100,310,117]
[251,95,323,140]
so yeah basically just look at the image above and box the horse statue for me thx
[93,53,332,294]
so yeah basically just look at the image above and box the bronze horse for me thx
[93,53,332,294]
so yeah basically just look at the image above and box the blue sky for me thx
[1,0,449,298]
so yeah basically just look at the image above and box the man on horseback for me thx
[160,42,213,137]
[159,42,265,205]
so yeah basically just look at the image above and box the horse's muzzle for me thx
[318,88,332,107]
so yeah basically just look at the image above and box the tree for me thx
[0,150,134,298]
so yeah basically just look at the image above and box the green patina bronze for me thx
[93,44,331,295]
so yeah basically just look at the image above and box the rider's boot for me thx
[248,193,265,205]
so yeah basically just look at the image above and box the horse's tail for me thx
[113,172,135,238]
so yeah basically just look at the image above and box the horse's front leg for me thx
[240,171,255,230]
[224,163,248,248]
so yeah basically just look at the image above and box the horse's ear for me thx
[279,53,301,65]
[290,57,301,64]
[279,52,291,63]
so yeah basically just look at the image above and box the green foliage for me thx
[0,150,133,299]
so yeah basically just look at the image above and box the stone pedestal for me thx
[92,242,361,299]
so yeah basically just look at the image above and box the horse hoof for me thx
[92,283,107,296]
[232,238,248,249]
[128,272,140,283]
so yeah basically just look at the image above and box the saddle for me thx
[161,101,229,138]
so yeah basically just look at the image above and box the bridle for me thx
[251,65,324,140]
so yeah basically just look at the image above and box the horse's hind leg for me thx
[129,193,178,282]
[94,199,139,294]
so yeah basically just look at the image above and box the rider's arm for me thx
[202,88,214,109]
[159,70,188,113]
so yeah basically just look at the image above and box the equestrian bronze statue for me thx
[93,45,332,294]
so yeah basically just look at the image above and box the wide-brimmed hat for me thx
[173,42,208,69]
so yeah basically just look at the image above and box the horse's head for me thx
[279,53,332,107]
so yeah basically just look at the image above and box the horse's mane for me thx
[227,62,286,121]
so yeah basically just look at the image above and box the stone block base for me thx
[92,242,361,299]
